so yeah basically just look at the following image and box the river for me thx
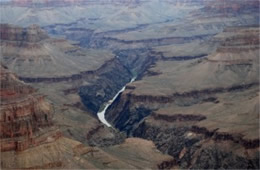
[97,77,136,127]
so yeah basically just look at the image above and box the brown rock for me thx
[0,65,55,152]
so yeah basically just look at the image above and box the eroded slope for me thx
[0,24,114,79]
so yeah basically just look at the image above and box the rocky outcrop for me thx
[157,159,177,170]
[85,124,126,147]
[190,126,260,149]
[132,118,259,169]
[0,24,48,43]
[0,66,58,152]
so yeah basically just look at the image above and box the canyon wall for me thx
[0,66,59,152]
[105,27,260,169]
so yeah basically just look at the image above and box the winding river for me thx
[97,77,136,127]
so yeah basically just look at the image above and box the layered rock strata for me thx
[105,27,260,169]
[0,24,114,79]
[0,65,58,152]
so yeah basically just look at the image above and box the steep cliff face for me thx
[105,27,260,169]
[79,58,132,113]
[78,47,161,114]
[0,66,57,152]
[133,112,259,169]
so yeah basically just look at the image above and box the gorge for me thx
[97,77,136,127]
[0,0,259,169]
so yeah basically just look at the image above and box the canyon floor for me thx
[0,0,259,169]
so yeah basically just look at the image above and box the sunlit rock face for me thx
[0,65,56,152]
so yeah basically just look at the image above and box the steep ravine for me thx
[79,58,132,114]
[97,77,136,127]
[74,49,158,149]
[78,48,157,114]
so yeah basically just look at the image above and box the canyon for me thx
[0,61,172,169]
[0,0,259,169]
[105,26,259,169]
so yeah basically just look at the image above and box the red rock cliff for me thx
[0,65,56,152]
